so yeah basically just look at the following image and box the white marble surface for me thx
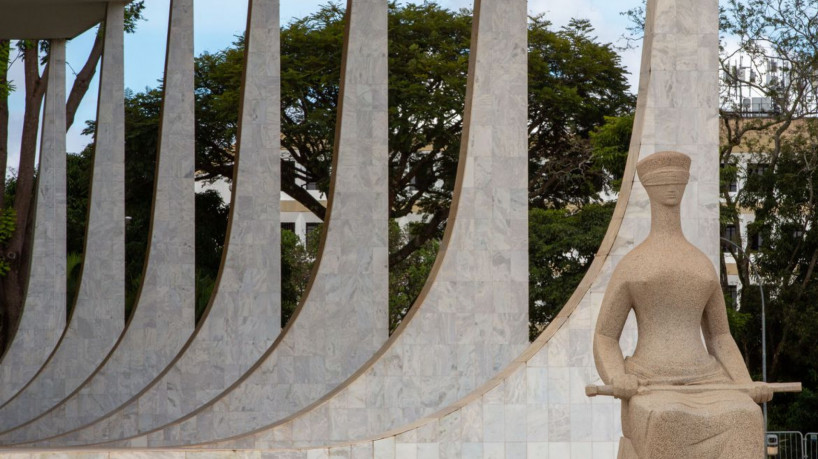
[69,0,389,448]
[0,0,196,445]
[0,0,721,454]
[41,0,283,445]
[0,3,127,431]
[148,0,529,449]
[260,0,718,456]
[0,39,68,406]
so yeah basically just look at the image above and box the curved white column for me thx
[104,0,529,448]
[61,0,393,448]
[35,0,283,445]
[268,0,721,456]
[0,0,196,444]
[0,39,68,405]
[0,2,126,430]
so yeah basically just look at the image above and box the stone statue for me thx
[590,151,799,458]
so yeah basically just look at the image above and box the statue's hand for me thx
[749,382,774,404]
[612,374,639,400]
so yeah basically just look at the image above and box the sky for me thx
[4,0,642,172]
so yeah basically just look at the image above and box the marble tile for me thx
[0,3,126,432]
[44,0,283,446]
[0,39,67,408]
[0,0,196,445]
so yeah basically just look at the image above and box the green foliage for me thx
[124,1,146,34]
[720,118,818,432]
[66,252,84,316]
[389,221,439,332]
[0,40,14,99]
[589,114,634,193]
[195,269,216,322]
[527,17,634,209]
[66,150,92,255]
[281,229,315,326]
[0,207,15,277]
[186,3,632,265]
[529,203,614,340]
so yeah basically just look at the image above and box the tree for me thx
[190,2,633,268]
[104,2,633,341]
[527,17,633,209]
[0,3,146,351]
[389,220,439,331]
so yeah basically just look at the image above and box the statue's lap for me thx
[625,390,763,459]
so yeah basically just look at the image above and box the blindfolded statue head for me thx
[637,151,691,207]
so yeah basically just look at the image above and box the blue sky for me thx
[4,0,641,171]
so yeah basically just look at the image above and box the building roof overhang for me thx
[0,1,126,40]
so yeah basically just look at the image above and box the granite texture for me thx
[0,3,127,430]
[39,0,283,445]
[594,151,764,458]
[0,39,68,406]
[127,0,529,449]
[92,0,391,447]
[0,0,196,445]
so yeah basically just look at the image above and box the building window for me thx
[281,222,295,234]
[305,181,319,191]
[305,222,321,248]
[720,163,738,192]
[722,224,738,250]
[748,163,769,176]
[750,233,763,251]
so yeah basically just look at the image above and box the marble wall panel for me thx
[0,3,127,430]
[0,39,68,405]
[46,0,390,448]
[107,0,528,449]
[219,0,715,455]
[0,0,719,453]
[0,0,196,445]
[35,0,283,445]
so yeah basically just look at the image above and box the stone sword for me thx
[586,382,802,397]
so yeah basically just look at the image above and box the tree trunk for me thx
[0,39,9,208]
[66,32,103,131]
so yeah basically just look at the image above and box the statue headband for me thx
[637,151,692,186]
[640,170,690,186]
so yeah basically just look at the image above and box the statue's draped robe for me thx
[621,356,764,459]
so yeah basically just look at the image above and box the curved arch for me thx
[0,39,68,406]
[10,0,285,444]
[96,0,529,448]
[6,0,390,447]
[0,3,127,428]
[0,0,197,443]
[235,0,721,454]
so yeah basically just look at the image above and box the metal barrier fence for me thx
[768,431,804,458]
[766,431,818,458]
[806,433,818,459]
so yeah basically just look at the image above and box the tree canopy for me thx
[94,2,630,334]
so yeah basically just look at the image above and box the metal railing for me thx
[805,433,818,458]
[766,431,818,458]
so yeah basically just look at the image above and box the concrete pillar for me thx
[0,2,127,431]
[99,0,390,447]
[0,38,68,407]
[116,0,529,448]
[0,0,196,444]
[40,0,285,444]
